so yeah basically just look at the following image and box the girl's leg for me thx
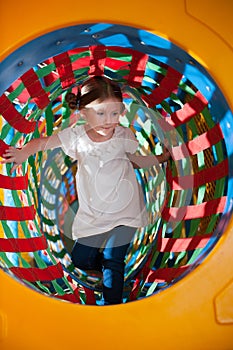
[102,226,136,305]
[71,234,105,272]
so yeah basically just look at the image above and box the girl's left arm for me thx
[128,149,171,169]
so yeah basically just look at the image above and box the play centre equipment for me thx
[0,1,233,349]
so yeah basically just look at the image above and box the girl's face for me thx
[81,98,125,139]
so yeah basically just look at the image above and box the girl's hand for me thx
[1,147,27,174]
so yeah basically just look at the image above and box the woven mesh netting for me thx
[0,44,228,304]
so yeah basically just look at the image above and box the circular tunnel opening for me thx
[0,23,231,305]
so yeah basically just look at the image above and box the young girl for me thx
[1,76,170,305]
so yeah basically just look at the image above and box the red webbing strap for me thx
[53,288,81,303]
[0,139,9,156]
[89,45,106,76]
[68,47,90,56]
[169,91,208,127]
[130,256,190,299]
[145,265,190,283]
[43,58,58,86]
[0,95,36,133]
[156,233,213,253]
[105,57,130,71]
[172,123,224,160]
[129,276,142,301]
[67,274,73,283]
[10,262,64,282]
[67,47,91,71]
[142,67,182,107]
[147,93,208,133]
[8,79,30,104]
[21,68,50,109]
[166,158,228,190]
[129,251,153,301]
[83,287,96,305]
[0,173,28,190]
[0,205,36,221]
[0,235,47,252]
[127,52,148,87]
[53,52,76,89]
[162,196,226,222]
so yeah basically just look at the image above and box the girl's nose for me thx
[105,113,112,124]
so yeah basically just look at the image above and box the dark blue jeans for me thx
[71,226,136,305]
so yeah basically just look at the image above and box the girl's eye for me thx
[112,112,119,117]
[97,112,104,116]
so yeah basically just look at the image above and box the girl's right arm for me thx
[1,134,61,173]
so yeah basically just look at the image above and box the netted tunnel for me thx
[0,23,231,306]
